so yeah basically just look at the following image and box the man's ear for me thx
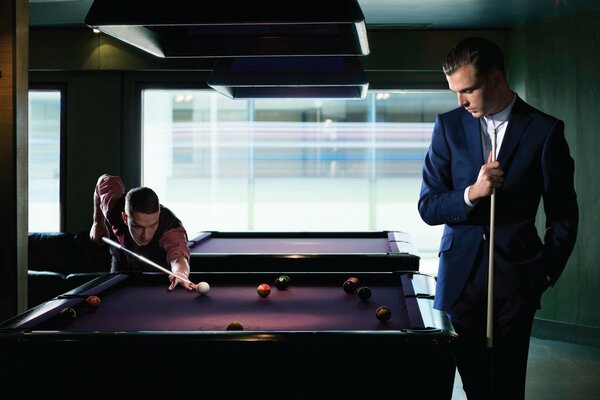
[121,211,128,224]
[491,68,504,88]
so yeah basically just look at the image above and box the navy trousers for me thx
[447,241,537,400]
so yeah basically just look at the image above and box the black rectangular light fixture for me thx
[84,0,369,58]
[207,56,369,99]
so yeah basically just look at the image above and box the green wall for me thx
[508,10,600,328]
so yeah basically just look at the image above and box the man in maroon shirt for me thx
[89,174,193,291]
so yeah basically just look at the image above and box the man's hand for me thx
[468,151,504,203]
[168,257,194,291]
[89,221,109,245]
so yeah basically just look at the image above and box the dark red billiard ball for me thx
[59,307,77,322]
[275,275,290,290]
[85,295,101,309]
[357,286,372,301]
[376,306,392,322]
[257,283,271,298]
[343,277,359,294]
[226,321,244,331]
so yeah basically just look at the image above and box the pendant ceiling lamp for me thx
[207,56,369,99]
[84,0,370,58]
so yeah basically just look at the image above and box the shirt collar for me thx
[483,94,517,127]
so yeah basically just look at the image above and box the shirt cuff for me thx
[464,186,477,209]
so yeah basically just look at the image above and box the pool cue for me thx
[102,237,195,287]
[486,128,498,349]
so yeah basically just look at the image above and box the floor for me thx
[451,337,600,400]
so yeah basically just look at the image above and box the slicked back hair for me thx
[125,187,159,215]
[442,36,505,78]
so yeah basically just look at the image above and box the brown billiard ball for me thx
[85,295,101,309]
[275,275,290,290]
[226,321,244,331]
[357,286,372,301]
[376,306,392,322]
[59,307,77,322]
[343,277,359,294]
[257,283,271,298]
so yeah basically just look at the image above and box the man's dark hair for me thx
[442,36,505,77]
[125,187,159,215]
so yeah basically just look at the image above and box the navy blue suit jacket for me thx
[419,96,578,311]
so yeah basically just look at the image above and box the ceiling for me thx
[29,0,600,30]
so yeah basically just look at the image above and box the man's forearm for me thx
[170,257,191,276]
[92,189,104,223]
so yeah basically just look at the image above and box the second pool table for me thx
[188,230,420,272]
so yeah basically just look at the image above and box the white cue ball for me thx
[196,281,210,295]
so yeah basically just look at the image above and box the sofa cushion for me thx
[73,231,112,273]
[28,232,76,275]
[27,231,111,308]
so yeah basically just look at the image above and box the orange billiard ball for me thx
[376,306,392,322]
[85,295,101,309]
[257,283,271,298]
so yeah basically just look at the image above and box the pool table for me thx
[0,271,456,398]
[188,230,420,272]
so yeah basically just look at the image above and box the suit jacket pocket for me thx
[510,231,543,261]
[438,234,453,256]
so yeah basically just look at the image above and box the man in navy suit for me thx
[418,37,578,399]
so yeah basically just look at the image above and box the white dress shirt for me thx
[464,94,517,208]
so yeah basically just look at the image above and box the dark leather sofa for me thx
[28,231,111,307]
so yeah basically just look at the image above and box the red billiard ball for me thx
[257,283,271,298]
[343,277,359,294]
[357,286,372,301]
[85,295,101,309]
[376,306,392,322]
[275,275,290,290]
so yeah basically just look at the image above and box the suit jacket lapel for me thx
[498,96,531,166]
[462,111,483,167]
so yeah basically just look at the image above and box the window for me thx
[141,90,456,273]
[28,89,63,232]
